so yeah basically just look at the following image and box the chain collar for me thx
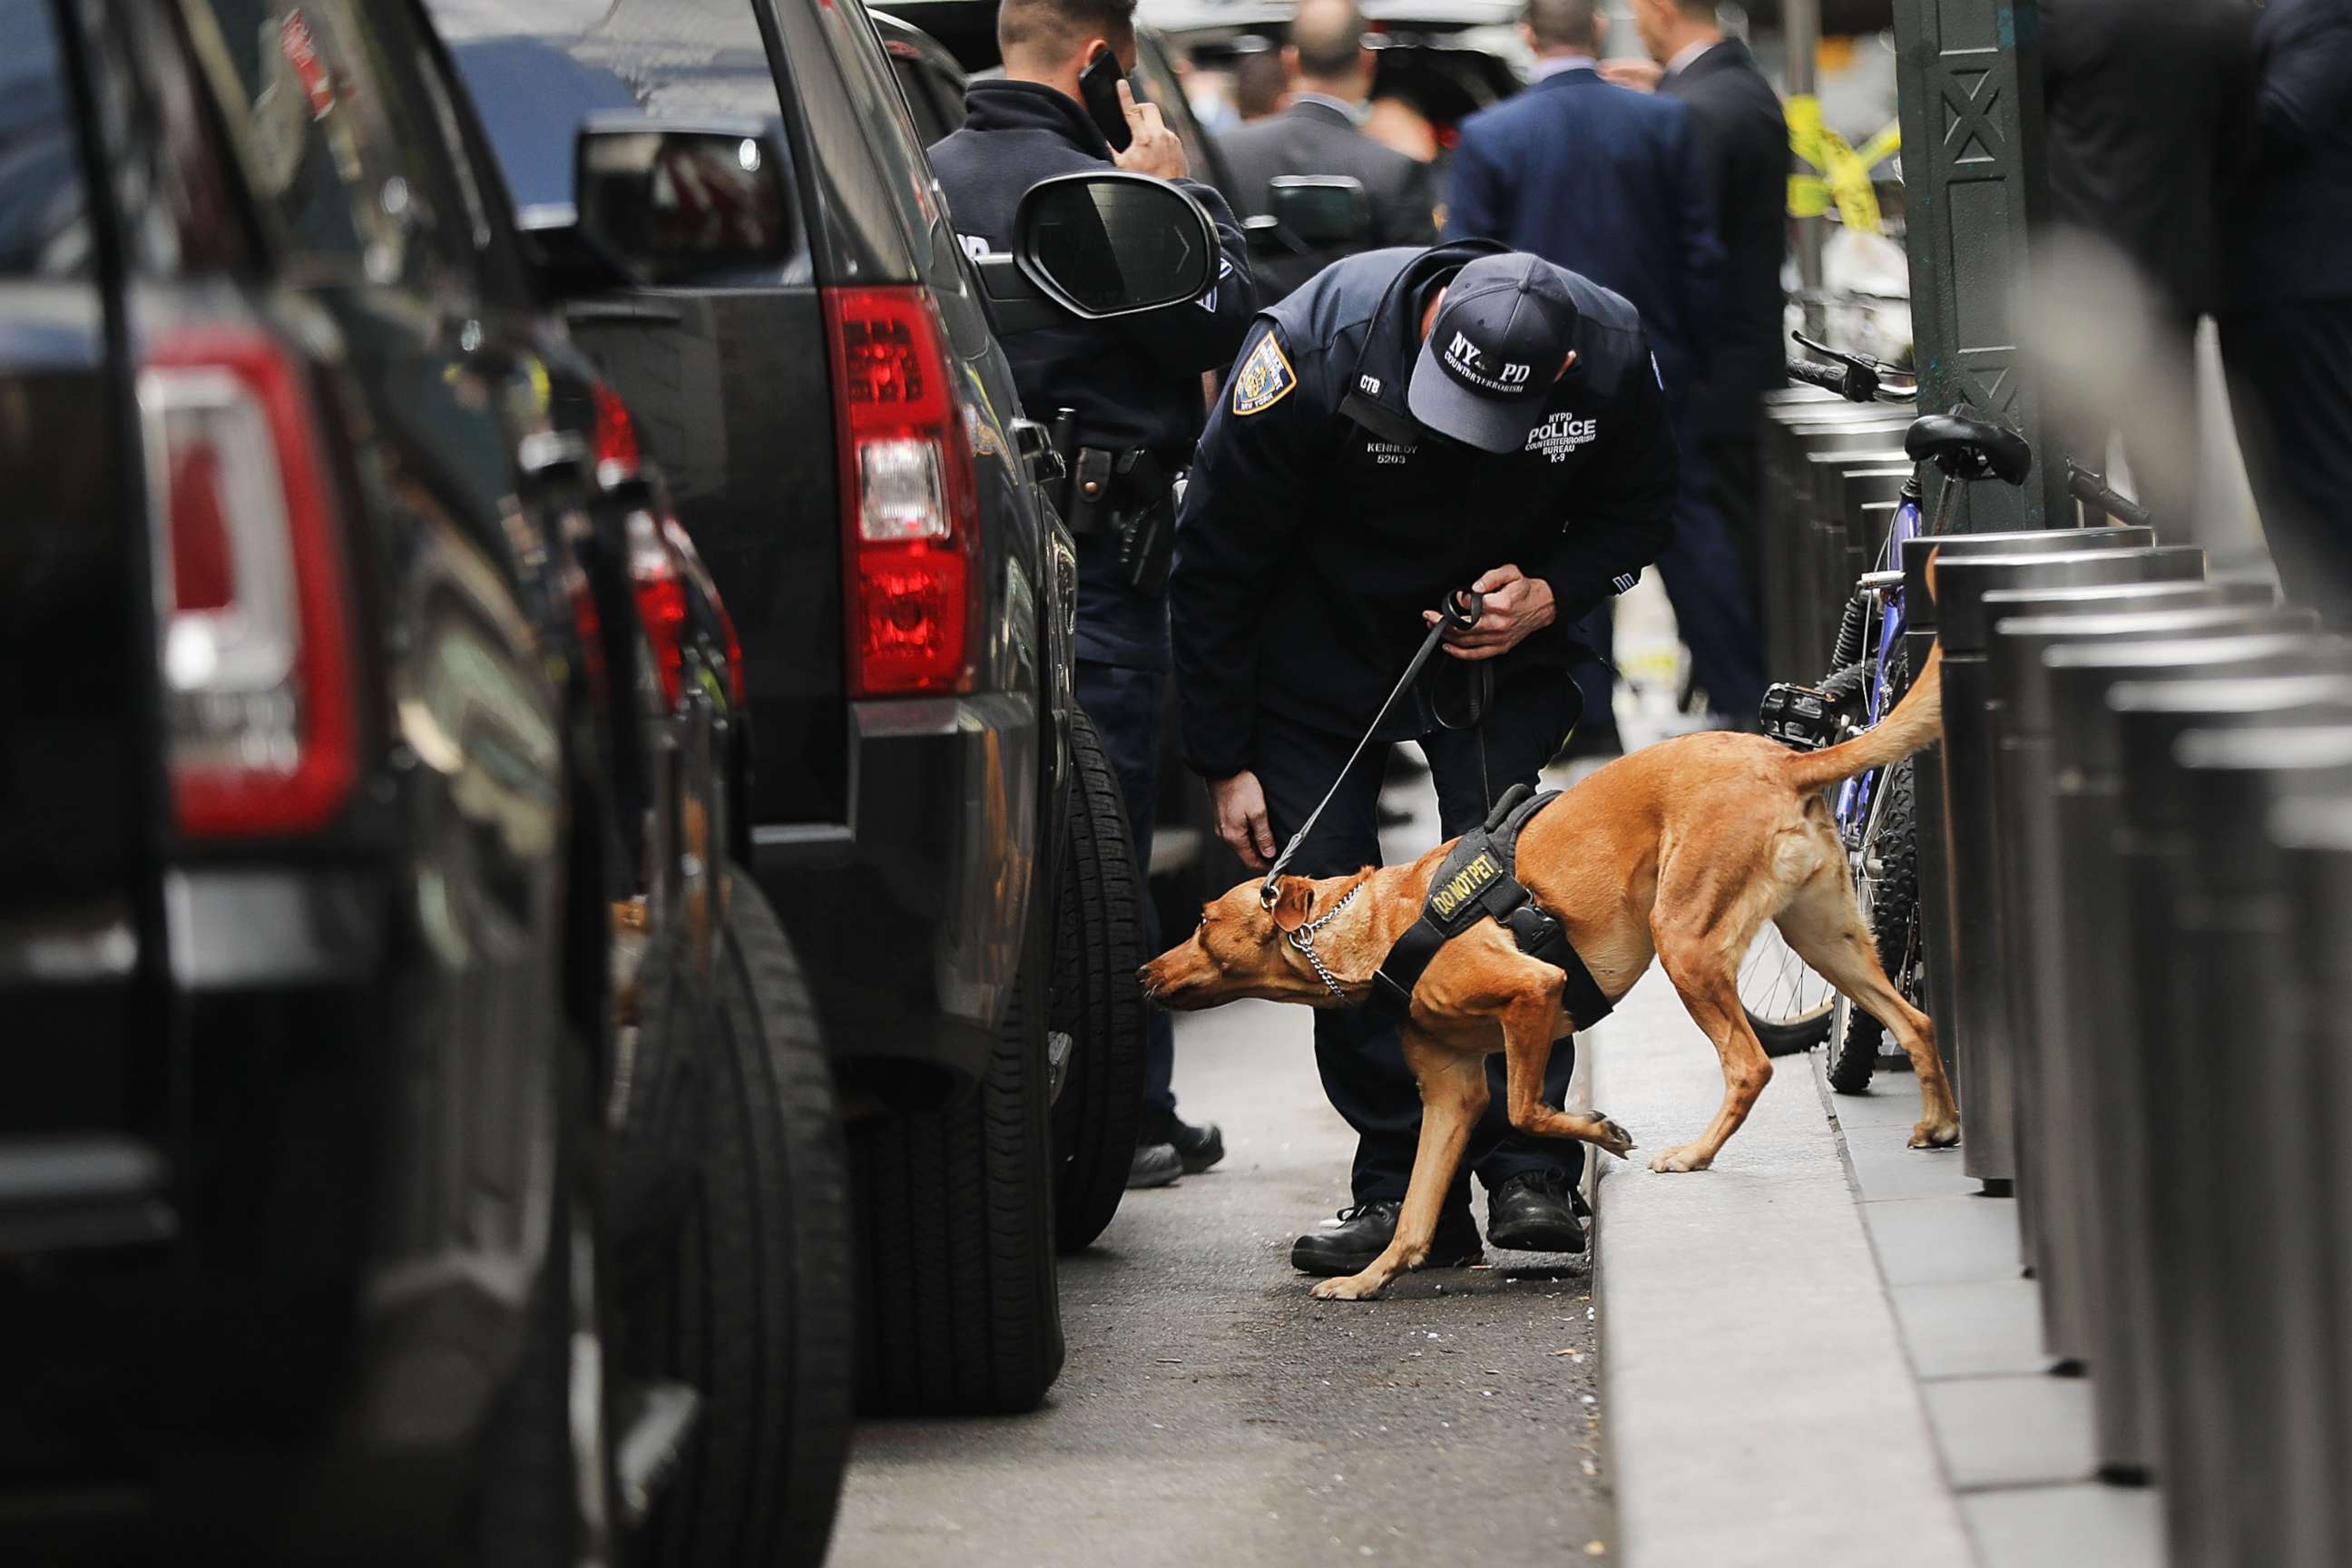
[1282,882,1363,1004]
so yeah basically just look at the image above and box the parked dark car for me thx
[433,0,1191,1414]
[873,0,1262,946]
[0,0,847,1562]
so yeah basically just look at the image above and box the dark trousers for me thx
[2222,298,2352,626]
[1657,426,1766,722]
[1074,661,1179,1121]
[1703,435,1764,630]
[1566,430,1765,733]
[1254,676,1584,1210]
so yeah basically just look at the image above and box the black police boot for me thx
[1127,1142,1183,1191]
[1484,1169,1589,1253]
[1289,1200,1483,1277]
[1144,1111,1225,1174]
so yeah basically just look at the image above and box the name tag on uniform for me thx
[1231,331,1297,416]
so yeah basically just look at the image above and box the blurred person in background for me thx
[1233,42,1292,123]
[1446,0,1757,747]
[2038,0,2248,536]
[2221,0,2352,622]
[1606,0,1788,628]
[929,0,1257,1185]
[1217,0,1441,299]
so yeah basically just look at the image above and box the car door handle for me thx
[1010,417,1063,487]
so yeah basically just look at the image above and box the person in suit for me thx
[1216,0,1440,300]
[2037,0,2249,547]
[2223,0,2352,622]
[1610,0,1788,629]
[1446,0,1759,740]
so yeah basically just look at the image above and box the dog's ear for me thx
[1269,877,1315,934]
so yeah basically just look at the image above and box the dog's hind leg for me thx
[1775,875,1961,1149]
[1647,867,1780,1173]
[1310,1040,1485,1302]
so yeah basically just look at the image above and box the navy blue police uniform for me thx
[1171,241,1676,1238]
[929,79,1254,1132]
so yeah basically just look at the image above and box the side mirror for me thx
[573,114,791,284]
[1014,172,1219,318]
[972,172,1221,337]
[1268,175,1371,249]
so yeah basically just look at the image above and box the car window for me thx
[807,0,943,247]
[428,0,788,215]
[180,0,472,286]
[883,40,963,145]
[0,0,91,278]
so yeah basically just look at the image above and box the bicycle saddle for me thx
[1906,407,2033,485]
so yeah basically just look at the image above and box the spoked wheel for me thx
[1738,925,1838,1057]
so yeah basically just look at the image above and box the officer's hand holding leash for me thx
[1421,563,1557,662]
[1213,587,1487,877]
[1112,79,1189,181]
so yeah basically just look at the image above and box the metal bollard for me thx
[2271,797,2352,1568]
[2108,681,2352,1568]
[2160,725,2352,1568]
[1982,590,2296,1370]
[1929,545,2207,1188]
[1763,410,1909,677]
[1900,528,2156,1101]
[2045,642,2350,1483]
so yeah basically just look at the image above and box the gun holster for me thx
[1056,432,1179,598]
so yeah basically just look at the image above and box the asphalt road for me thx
[829,825,1612,1566]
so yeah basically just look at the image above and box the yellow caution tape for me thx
[1785,94,1900,235]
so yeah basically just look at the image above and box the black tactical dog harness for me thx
[1366,784,1615,1027]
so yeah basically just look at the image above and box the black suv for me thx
[435,0,1212,1414]
[2,1,847,1562]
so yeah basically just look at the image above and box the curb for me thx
[1588,967,1974,1568]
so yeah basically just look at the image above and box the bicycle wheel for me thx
[1740,662,1871,1054]
[1828,762,1920,1093]
[1738,925,1838,1055]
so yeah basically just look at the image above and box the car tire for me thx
[1050,707,1148,1252]
[852,893,1063,1416]
[637,872,853,1568]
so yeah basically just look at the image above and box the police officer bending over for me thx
[930,0,1255,1187]
[1172,244,1676,1272]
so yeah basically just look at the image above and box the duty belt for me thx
[1366,783,1615,1029]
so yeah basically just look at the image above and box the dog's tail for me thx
[1783,642,1945,795]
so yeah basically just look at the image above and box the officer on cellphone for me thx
[1171,244,1677,1274]
[930,0,1254,1187]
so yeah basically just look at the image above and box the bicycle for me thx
[1735,335,2150,1089]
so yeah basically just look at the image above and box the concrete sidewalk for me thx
[1590,965,2165,1567]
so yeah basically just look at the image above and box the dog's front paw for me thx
[1310,1272,1387,1302]
[1591,1114,1637,1159]
[1648,1144,1710,1174]
[1908,1118,1961,1150]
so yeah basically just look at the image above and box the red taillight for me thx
[630,507,689,708]
[822,285,980,698]
[593,380,641,486]
[141,327,357,838]
[663,515,745,706]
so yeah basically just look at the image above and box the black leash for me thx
[1259,588,1485,906]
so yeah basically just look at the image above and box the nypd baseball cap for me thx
[1406,253,1582,453]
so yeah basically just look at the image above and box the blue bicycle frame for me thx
[1833,475,1932,838]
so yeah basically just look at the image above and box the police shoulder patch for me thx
[1230,329,1298,416]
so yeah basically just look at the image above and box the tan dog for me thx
[1142,649,1958,1300]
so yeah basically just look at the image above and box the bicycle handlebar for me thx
[1789,358,1861,397]
[1788,331,1917,404]
[2066,460,2151,528]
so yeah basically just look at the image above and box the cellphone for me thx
[1079,44,1132,152]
